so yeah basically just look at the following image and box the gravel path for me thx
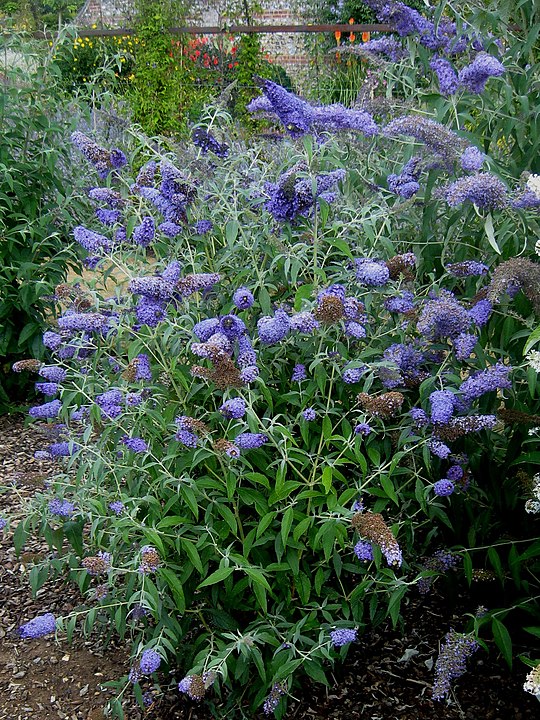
[0,416,130,720]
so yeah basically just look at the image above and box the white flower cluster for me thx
[529,175,540,256]
[527,173,540,199]
[523,664,540,698]
[525,473,540,514]
[526,350,540,373]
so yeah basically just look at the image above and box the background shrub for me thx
[0,37,91,406]
[3,0,540,717]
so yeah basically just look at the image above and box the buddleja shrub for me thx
[6,1,540,716]
[0,37,89,407]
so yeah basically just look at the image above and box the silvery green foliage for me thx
[8,2,540,716]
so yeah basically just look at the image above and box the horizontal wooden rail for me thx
[27,23,392,40]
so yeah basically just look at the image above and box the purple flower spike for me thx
[330,628,357,647]
[354,540,374,561]
[434,479,455,497]
[458,53,505,94]
[19,613,56,639]
[233,287,255,310]
[355,258,390,287]
[139,649,161,674]
[220,398,246,419]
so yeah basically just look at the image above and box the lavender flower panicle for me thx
[354,540,374,561]
[429,390,456,424]
[192,128,229,158]
[330,628,358,647]
[387,156,422,199]
[302,407,316,421]
[139,649,161,674]
[19,613,56,639]
[233,287,255,310]
[460,147,485,172]
[132,216,155,248]
[355,258,390,286]
[433,479,455,497]
[383,115,466,166]
[417,292,471,341]
[122,436,148,453]
[446,261,488,277]
[458,52,505,94]
[460,362,512,403]
[262,683,287,715]
[432,630,479,699]
[49,498,75,517]
[73,226,113,254]
[235,432,268,450]
[220,397,246,419]
[139,545,160,574]
[257,309,290,345]
[441,173,508,209]
[29,399,62,419]
[430,57,459,96]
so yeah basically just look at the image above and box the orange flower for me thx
[334,30,341,44]
[349,32,356,42]
[349,17,355,24]
[362,31,371,42]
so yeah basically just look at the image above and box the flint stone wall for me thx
[77,0,311,75]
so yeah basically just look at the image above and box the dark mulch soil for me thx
[1,414,538,719]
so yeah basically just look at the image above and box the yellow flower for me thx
[91,23,97,28]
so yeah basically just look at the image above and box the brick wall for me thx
[77,0,312,77]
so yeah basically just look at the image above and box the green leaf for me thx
[388,585,407,627]
[256,511,276,539]
[321,465,333,494]
[463,552,473,585]
[524,326,540,355]
[484,213,500,254]
[380,474,398,505]
[281,507,294,547]
[198,566,234,588]
[13,521,27,555]
[160,567,186,613]
[304,659,328,684]
[64,520,84,558]
[294,283,314,311]
[322,416,332,440]
[244,567,272,592]
[487,547,504,582]
[217,503,238,536]
[180,539,203,575]
[252,580,267,613]
[29,564,49,596]
[492,617,513,668]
